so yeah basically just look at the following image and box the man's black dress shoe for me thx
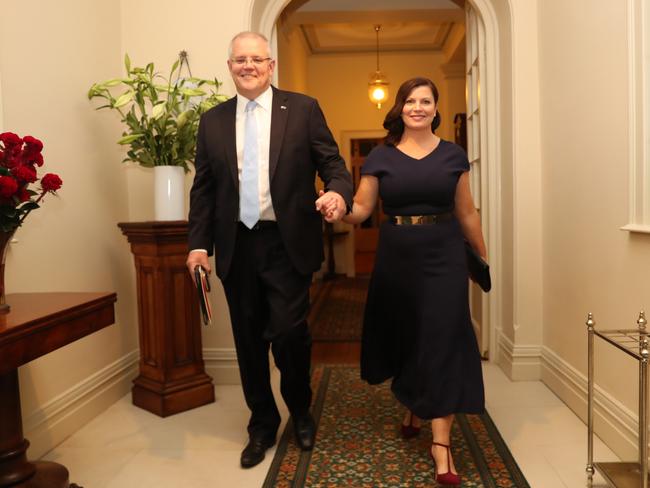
[240,436,275,468]
[293,413,316,451]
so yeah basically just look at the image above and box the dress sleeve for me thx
[360,145,385,177]
[454,144,470,174]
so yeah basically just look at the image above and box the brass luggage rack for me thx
[587,311,649,488]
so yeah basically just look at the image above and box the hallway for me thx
[43,277,618,487]
[42,361,616,487]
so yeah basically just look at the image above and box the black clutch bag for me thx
[464,241,491,292]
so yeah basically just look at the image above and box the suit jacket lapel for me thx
[269,87,289,182]
[222,98,238,189]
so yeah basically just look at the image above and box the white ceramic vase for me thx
[154,165,185,221]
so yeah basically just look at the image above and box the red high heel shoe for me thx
[430,441,461,486]
[400,412,421,439]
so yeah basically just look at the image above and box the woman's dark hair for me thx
[383,77,441,146]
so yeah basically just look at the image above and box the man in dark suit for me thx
[186,31,352,468]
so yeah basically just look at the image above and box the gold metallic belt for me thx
[389,213,454,225]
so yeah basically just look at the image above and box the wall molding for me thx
[24,349,139,459]
[622,0,650,231]
[23,347,241,458]
[203,347,241,385]
[496,329,542,380]
[541,345,638,460]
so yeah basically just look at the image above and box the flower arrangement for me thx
[0,132,63,233]
[87,54,227,173]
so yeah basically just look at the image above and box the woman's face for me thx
[401,85,437,131]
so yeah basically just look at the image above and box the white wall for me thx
[538,0,650,460]
[0,0,138,458]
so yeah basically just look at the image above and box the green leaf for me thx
[176,109,192,128]
[151,102,166,119]
[113,91,134,108]
[20,202,39,212]
[103,78,123,87]
[180,88,206,97]
[117,133,145,144]
[87,84,98,99]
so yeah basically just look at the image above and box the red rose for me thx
[12,165,37,183]
[22,136,43,153]
[41,173,62,192]
[3,153,20,169]
[28,152,44,167]
[0,132,22,148]
[17,187,30,202]
[0,176,19,198]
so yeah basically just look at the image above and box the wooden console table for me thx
[0,292,117,488]
[118,221,214,417]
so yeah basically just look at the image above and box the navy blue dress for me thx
[359,141,485,419]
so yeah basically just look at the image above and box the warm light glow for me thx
[372,87,386,101]
[368,25,389,109]
[368,71,389,109]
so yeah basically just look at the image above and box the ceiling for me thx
[281,0,466,57]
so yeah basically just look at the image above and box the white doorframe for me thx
[466,0,505,362]
[252,0,508,362]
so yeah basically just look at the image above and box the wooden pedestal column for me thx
[119,221,214,417]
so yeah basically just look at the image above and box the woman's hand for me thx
[315,190,345,222]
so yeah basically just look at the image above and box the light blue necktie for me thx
[240,100,259,228]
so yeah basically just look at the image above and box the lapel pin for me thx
[280,105,287,110]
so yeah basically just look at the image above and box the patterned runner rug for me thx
[308,277,369,342]
[263,366,529,488]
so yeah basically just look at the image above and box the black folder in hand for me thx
[194,266,212,325]
[464,241,492,292]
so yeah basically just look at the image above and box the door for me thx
[350,138,383,274]
[466,3,490,357]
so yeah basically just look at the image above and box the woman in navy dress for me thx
[331,77,487,485]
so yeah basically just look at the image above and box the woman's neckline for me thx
[394,138,444,161]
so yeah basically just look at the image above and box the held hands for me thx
[186,250,211,284]
[315,190,345,222]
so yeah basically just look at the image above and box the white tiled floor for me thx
[43,363,617,487]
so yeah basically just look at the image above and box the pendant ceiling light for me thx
[368,25,389,109]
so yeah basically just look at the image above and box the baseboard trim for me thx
[23,346,241,459]
[541,345,638,460]
[203,347,240,385]
[24,350,139,459]
[496,330,542,380]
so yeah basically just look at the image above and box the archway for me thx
[247,0,514,361]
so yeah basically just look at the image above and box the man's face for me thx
[228,36,275,100]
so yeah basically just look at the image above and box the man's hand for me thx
[315,190,345,222]
[186,250,211,283]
